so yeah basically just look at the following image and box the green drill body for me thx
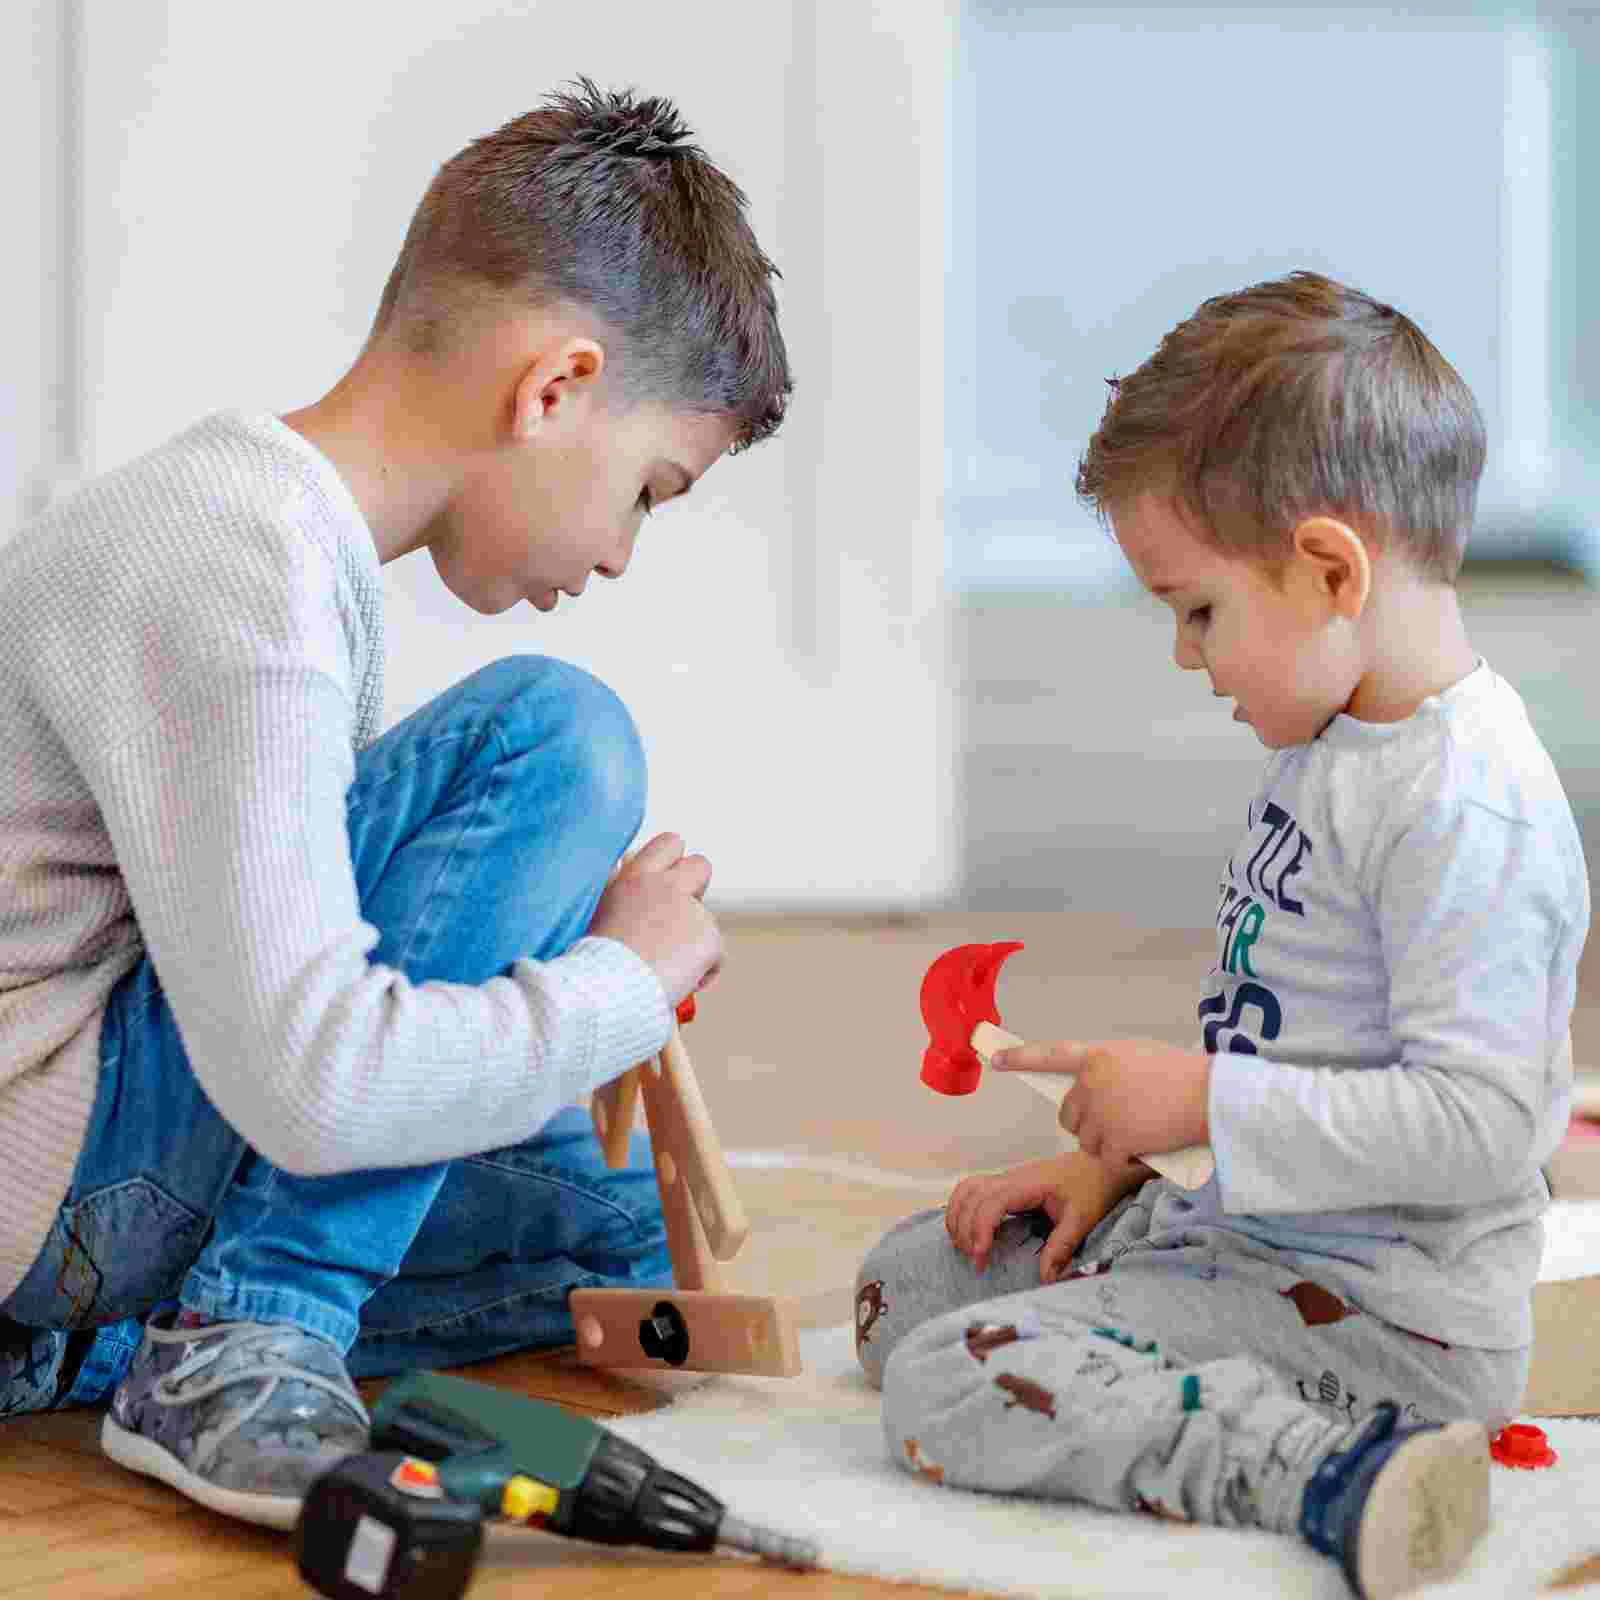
[372,1370,603,1531]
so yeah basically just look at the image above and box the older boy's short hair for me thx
[372,77,791,452]
[1075,272,1485,585]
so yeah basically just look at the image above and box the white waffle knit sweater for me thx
[0,411,672,1303]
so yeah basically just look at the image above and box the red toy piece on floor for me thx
[1490,1423,1557,1469]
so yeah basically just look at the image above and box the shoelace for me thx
[151,1322,370,1427]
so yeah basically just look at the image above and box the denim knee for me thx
[470,655,647,846]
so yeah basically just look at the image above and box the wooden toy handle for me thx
[970,1021,1066,1103]
[591,1066,643,1168]
[589,996,698,1168]
[634,1045,726,1293]
[640,1025,750,1261]
[970,1020,1216,1191]
[589,1030,749,1260]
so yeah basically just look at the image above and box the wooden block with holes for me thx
[568,1287,802,1377]
[577,1024,802,1377]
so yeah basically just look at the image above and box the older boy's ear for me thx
[1291,516,1371,620]
[510,339,607,441]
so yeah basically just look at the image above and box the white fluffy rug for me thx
[596,1201,1600,1599]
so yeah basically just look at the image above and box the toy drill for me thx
[294,1368,819,1600]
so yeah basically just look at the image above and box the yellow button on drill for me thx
[501,1474,560,1521]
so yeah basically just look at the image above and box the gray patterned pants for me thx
[854,1184,1527,1532]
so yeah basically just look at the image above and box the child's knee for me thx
[480,655,646,839]
[856,1202,1061,1384]
[854,1206,936,1382]
[878,1309,1035,1476]
[545,663,645,831]
[852,1247,898,1388]
[878,1317,952,1465]
[878,1345,927,1468]
[853,1273,892,1388]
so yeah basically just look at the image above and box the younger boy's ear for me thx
[511,338,607,441]
[1291,516,1371,621]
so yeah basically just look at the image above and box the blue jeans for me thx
[0,657,671,1404]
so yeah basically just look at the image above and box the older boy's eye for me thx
[1187,606,1211,626]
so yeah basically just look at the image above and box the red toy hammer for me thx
[920,941,1214,1190]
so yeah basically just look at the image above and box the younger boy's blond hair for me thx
[1074,271,1485,587]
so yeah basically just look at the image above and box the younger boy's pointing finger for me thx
[990,1041,1088,1075]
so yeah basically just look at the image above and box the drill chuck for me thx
[560,1431,718,1548]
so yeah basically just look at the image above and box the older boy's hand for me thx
[992,1038,1210,1168]
[588,832,723,1010]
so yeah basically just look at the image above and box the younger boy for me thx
[855,272,1587,1600]
[0,79,789,1527]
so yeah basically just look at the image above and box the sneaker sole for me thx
[1354,1420,1490,1600]
[100,1415,303,1531]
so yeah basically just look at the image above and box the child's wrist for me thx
[1114,1156,1156,1194]
[1075,1150,1152,1198]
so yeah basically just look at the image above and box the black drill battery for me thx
[295,1451,484,1600]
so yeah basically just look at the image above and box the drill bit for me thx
[717,1511,821,1570]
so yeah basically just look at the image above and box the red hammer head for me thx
[919,941,1025,1095]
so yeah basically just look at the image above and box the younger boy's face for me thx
[428,398,738,616]
[1113,494,1362,749]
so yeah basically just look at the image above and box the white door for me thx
[71,0,957,908]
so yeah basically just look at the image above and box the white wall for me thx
[51,0,959,909]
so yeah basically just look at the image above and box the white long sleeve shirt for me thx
[1150,659,1589,1347]
[0,411,672,1303]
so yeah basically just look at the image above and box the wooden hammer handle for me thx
[970,1021,1067,1105]
[970,1020,1216,1191]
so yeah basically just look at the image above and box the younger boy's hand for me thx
[588,832,723,1010]
[992,1038,1211,1169]
[944,1152,1148,1284]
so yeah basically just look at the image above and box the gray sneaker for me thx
[100,1315,370,1529]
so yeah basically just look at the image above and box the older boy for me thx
[0,79,789,1527]
[855,273,1587,1600]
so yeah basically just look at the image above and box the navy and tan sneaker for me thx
[100,1314,370,1529]
[1300,1401,1490,1600]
